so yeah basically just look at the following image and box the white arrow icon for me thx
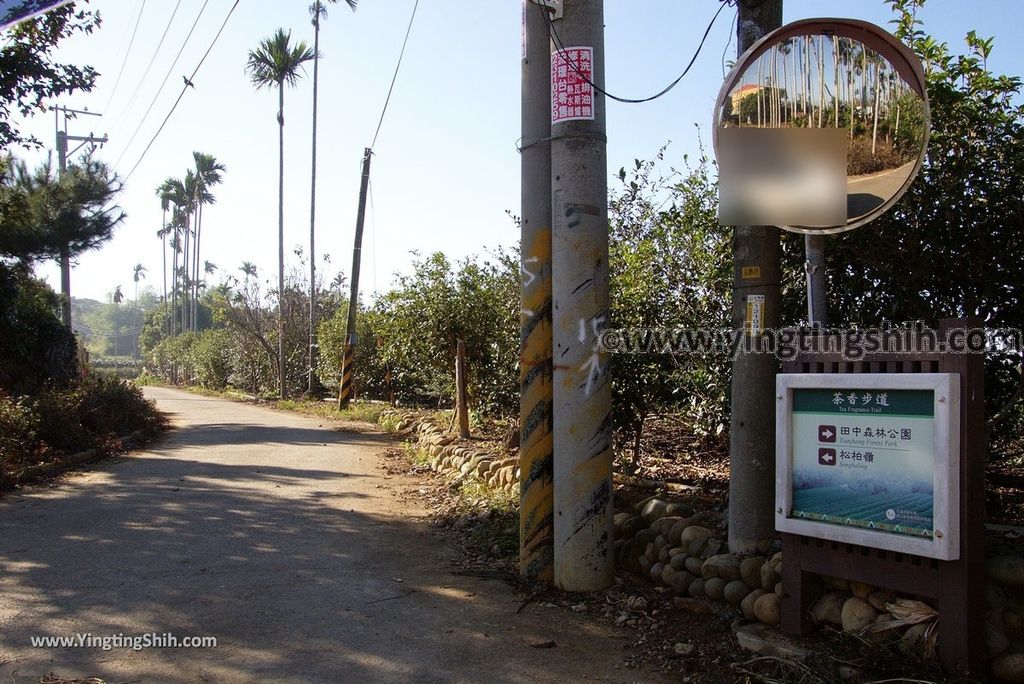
[821,428,834,440]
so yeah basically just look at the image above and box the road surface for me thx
[0,387,663,683]
[847,159,916,218]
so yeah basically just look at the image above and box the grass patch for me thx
[275,399,387,424]
[457,481,519,559]
[134,371,168,387]
[402,442,433,466]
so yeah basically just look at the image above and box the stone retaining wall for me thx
[383,410,519,495]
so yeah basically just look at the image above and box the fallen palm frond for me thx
[863,599,938,659]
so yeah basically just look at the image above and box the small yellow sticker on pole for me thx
[741,266,761,279]
[746,294,765,335]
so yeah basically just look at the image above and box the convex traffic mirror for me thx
[714,18,930,234]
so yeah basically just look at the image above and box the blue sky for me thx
[12,0,1024,303]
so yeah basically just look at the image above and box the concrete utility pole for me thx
[727,0,783,555]
[550,0,614,591]
[55,106,107,328]
[805,234,827,324]
[519,0,554,582]
[338,147,371,409]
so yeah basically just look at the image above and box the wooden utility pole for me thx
[727,0,784,555]
[54,106,107,328]
[550,0,614,591]
[338,148,371,409]
[518,0,555,582]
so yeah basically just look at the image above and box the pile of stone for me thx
[986,555,1024,682]
[614,497,783,626]
[382,410,520,495]
[615,495,1024,681]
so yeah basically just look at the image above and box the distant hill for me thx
[71,297,105,330]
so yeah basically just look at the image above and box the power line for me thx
[722,7,738,77]
[540,0,728,104]
[112,0,211,169]
[122,0,240,183]
[104,0,148,112]
[109,0,184,135]
[369,0,420,150]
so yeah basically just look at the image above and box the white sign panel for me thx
[551,45,594,124]
[776,373,960,560]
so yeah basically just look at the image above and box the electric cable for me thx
[369,0,419,149]
[112,0,212,170]
[121,0,237,183]
[541,0,728,104]
[104,0,147,112]
[108,0,184,135]
[722,7,737,77]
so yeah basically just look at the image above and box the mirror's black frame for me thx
[713,18,931,235]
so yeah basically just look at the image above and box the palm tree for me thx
[156,178,177,335]
[132,263,146,358]
[247,28,315,399]
[112,285,124,358]
[308,0,357,395]
[162,178,189,336]
[191,152,225,333]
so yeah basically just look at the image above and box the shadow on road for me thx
[0,393,635,683]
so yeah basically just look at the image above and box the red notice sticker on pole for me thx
[551,46,594,124]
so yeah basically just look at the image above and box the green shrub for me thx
[0,263,78,394]
[30,385,90,454]
[192,329,233,389]
[0,393,41,468]
[76,374,161,438]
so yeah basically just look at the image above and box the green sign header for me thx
[793,388,934,417]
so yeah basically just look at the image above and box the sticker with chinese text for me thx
[551,46,595,124]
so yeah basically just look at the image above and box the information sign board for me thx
[776,373,960,560]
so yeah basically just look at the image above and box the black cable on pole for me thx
[722,7,737,77]
[541,0,729,104]
[104,0,148,112]
[113,0,212,169]
[123,0,240,182]
[109,0,184,134]
[369,0,420,150]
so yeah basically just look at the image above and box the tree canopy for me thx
[0,153,124,264]
[0,2,101,149]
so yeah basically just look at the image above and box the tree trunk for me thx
[161,209,168,336]
[871,61,881,155]
[817,37,824,129]
[308,16,321,395]
[278,83,287,400]
[193,201,203,332]
[134,281,139,359]
[455,339,469,438]
[171,233,178,337]
[631,413,646,467]
[181,213,190,336]
[833,35,840,128]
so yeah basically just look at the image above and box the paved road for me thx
[0,387,661,683]
[847,159,916,218]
